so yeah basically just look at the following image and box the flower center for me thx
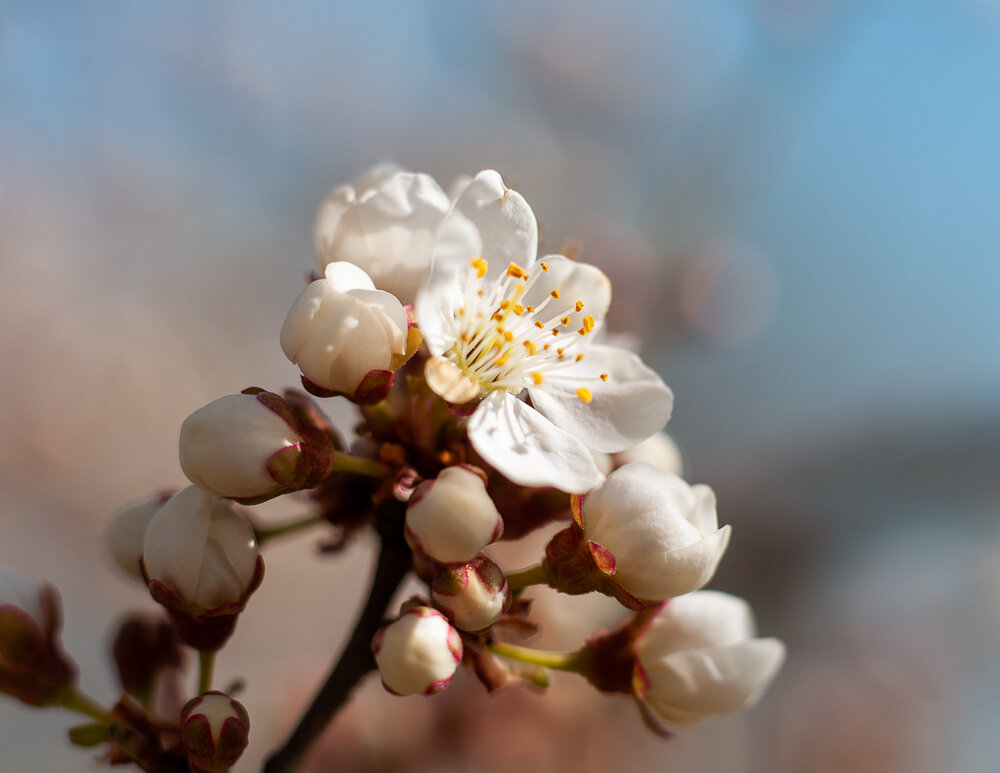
[426,258,607,404]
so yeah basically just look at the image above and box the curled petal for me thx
[433,170,538,278]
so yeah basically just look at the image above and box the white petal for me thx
[143,487,212,602]
[324,261,377,293]
[433,170,538,278]
[522,254,611,331]
[639,591,757,653]
[642,639,786,723]
[467,391,605,493]
[415,261,464,356]
[618,525,731,600]
[327,172,451,303]
[313,184,355,268]
[529,344,673,453]
[347,288,408,355]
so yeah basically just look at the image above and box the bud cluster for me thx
[1,164,785,771]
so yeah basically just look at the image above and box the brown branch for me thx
[263,534,411,773]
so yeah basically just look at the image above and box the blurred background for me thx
[2,0,999,770]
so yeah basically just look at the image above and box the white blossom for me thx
[314,165,452,304]
[577,462,730,603]
[281,262,408,397]
[405,466,503,564]
[633,591,785,724]
[372,607,463,696]
[142,487,260,613]
[416,170,673,493]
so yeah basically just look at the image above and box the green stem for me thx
[256,514,325,545]
[198,650,216,694]
[505,563,552,593]
[59,688,112,724]
[329,450,391,478]
[489,641,585,673]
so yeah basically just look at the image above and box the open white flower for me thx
[314,165,452,304]
[633,591,785,724]
[416,170,674,493]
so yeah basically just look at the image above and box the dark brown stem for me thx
[263,534,411,773]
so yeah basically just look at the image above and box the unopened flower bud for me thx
[405,465,504,564]
[633,592,785,724]
[181,691,250,772]
[142,487,263,650]
[280,262,408,402]
[431,556,510,632]
[372,606,463,696]
[179,390,334,503]
[112,612,184,706]
[0,567,76,706]
[613,431,684,477]
[574,462,730,606]
[581,592,784,728]
[314,166,451,304]
[107,494,170,579]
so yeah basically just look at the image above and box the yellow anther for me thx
[526,305,535,313]
[471,258,488,278]
[532,372,545,385]
[507,262,529,279]
[576,353,584,362]
[600,373,609,381]
[543,344,550,350]
[513,304,525,315]
[582,315,595,333]
[458,307,466,316]
[561,316,571,327]
[500,300,511,310]
[551,289,560,299]
[523,341,537,355]
[576,387,593,404]
[535,321,545,329]
[495,357,508,367]
[540,262,549,272]
[551,329,560,336]
[477,289,484,296]
[503,331,514,342]
[557,347,565,358]
[575,301,584,312]
[492,312,504,321]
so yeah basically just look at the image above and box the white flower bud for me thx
[0,567,44,628]
[577,462,730,603]
[613,431,684,477]
[142,487,260,613]
[431,556,510,632]
[181,691,251,772]
[107,494,168,579]
[633,592,785,724]
[405,466,503,564]
[280,262,408,398]
[372,607,463,696]
[314,166,451,304]
[179,391,332,502]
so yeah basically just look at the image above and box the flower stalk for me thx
[488,641,585,673]
[59,689,112,725]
